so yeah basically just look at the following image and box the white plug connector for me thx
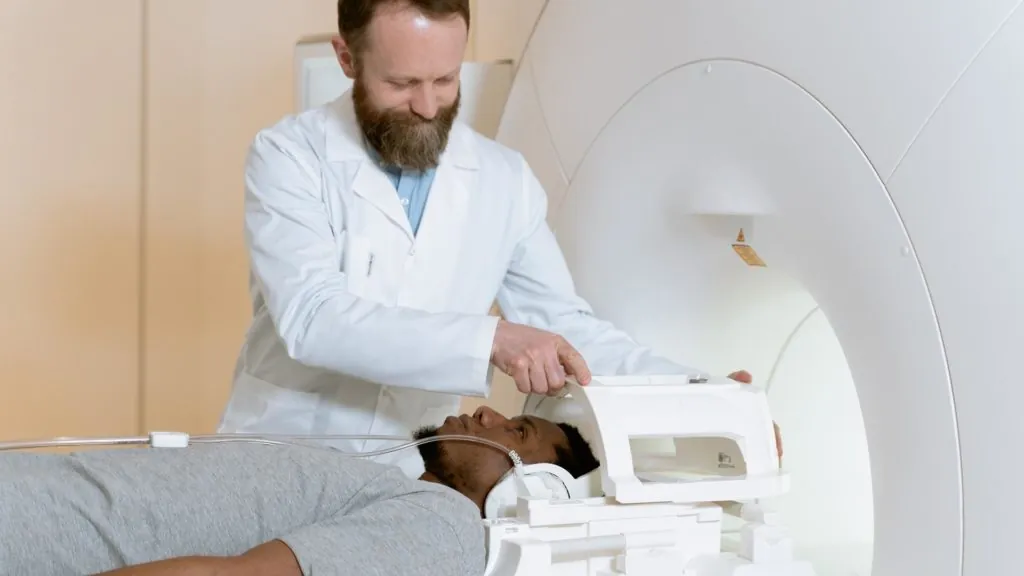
[148,431,190,448]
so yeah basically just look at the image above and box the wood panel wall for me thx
[0,0,526,439]
[143,0,338,433]
[0,1,144,439]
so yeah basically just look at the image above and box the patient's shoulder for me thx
[408,482,485,546]
[368,468,485,568]
[389,483,486,576]
[280,476,484,576]
[363,467,485,573]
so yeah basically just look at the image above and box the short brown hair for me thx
[338,0,471,57]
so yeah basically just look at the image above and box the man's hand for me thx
[491,320,593,396]
[728,370,784,461]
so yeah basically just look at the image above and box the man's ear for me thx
[331,35,357,79]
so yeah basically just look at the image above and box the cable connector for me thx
[148,431,190,448]
[508,449,532,496]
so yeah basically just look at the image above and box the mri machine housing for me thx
[295,1,1024,572]
[493,2,1024,575]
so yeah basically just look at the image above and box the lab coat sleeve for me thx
[243,127,498,396]
[495,155,703,377]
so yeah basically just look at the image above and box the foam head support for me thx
[484,463,577,519]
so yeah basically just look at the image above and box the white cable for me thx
[764,306,820,394]
[0,432,526,480]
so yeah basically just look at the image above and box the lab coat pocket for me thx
[219,371,318,434]
[344,235,373,296]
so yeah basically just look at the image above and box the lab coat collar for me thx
[324,90,479,171]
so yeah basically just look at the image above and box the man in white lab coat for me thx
[219,0,780,477]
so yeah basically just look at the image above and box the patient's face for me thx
[414,406,568,504]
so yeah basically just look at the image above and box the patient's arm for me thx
[92,488,480,576]
[93,539,301,576]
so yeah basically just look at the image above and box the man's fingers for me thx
[509,360,532,394]
[529,362,549,396]
[557,343,592,385]
[544,359,566,396]
[728,370,753,384]
[513,374,531,394]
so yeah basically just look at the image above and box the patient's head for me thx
[414,406,599,511]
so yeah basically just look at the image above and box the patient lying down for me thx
[0,406,599,576]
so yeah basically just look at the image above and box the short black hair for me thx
[554,422,601,478]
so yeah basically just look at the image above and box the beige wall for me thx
[143,0,338,433]
[468,0,547,63]
[0,1,144,440]
[0,0,336,438]
[0,0,544,440]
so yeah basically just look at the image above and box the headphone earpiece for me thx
[483,463,577,519]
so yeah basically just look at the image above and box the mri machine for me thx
[497,2,1024,575]
[295,1,1024,574]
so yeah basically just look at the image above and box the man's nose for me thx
[410,86,439,120]
[473,406,506,428]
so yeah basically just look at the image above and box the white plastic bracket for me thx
[148,431,190,448]
[564,376,788,504]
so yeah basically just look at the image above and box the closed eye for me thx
[516,417,539,440]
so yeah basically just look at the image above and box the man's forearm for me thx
[94,556,230,576]
[93,540,302,576]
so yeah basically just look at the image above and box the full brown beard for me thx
[353,76,461,171]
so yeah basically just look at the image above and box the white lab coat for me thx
[218,91,695,477]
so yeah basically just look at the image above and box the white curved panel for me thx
[765,310,873,575]
[494,54,569,217]
[525,0,1018,180]
[887,7,1024,572]
[546,61,959,575]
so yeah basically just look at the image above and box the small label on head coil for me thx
[732,229,766,267]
